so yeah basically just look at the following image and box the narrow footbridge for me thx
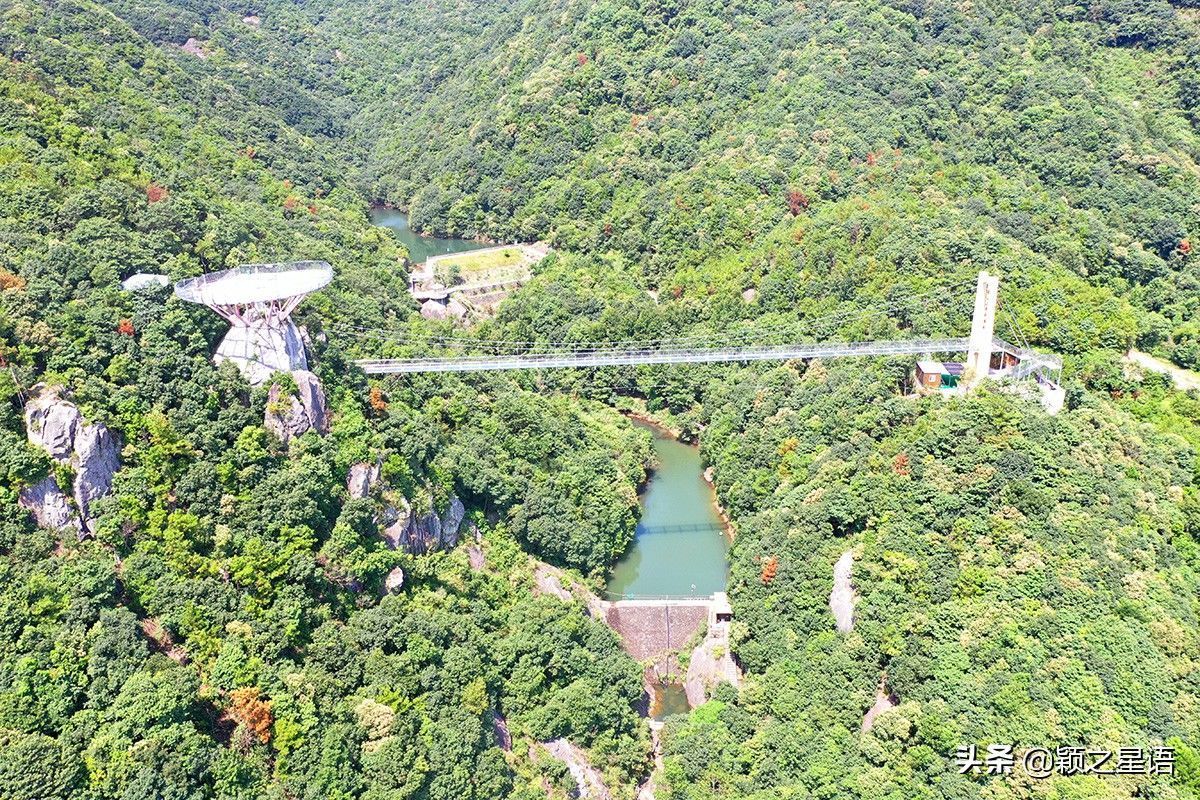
[355,337,972,374]
[637,522,727,537]
[350,273,1062,386]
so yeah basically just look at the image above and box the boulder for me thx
[25,390,81,461]
[292,370,329,434]
[419,299,448,320]
[446,299,469,320]
[23,385,120,535]
[265,370,328,443]
[384,567,404,594]
[18,476,80,536]
[381,498,412,548]
[347,458,383,499]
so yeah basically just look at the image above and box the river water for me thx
[608,421,730,599]
[369,207,489,264]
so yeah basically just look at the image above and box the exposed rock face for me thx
[72,423,120,526]
[347,458,383,499]
[441,496,466,538]
[862,688,899,732]
[265,370,328,443]
[533,563,574,603]
[467,545,485,571]
[490,712,512,752]
[23,385,120,536]
[18,476,79,534]
[390,496,466,554]
[830,550,857,633]
[179,37,209,58]
[539,739,610,800]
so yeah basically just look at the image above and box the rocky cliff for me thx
[21,385,120,537]
[346,458,468,556]
[264,370,328,443]
[18,476,77,534]
[383,496,466,554]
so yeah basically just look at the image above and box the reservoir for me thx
[369,207,489,264]
[608,421,730,599]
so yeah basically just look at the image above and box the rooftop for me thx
[916,359,943,374]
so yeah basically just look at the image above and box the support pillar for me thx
[965,271,999,390]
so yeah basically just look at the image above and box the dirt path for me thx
[1126,350,1200,391]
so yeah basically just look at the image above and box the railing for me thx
[355,337,973,374]
[603,593,718,603]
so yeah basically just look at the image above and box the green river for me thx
[608,420,731,599]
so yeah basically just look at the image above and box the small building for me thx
[710,591,733,626]
[916,360,944,389]
[916,360,963,391]
[991,350,1020,371]
[941,362,964,388]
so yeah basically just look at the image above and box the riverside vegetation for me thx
[1,1,1200,799]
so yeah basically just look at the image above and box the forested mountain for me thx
[0,0,1199,799]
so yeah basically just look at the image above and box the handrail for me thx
[603,594,717,603]
[355,337,973,374]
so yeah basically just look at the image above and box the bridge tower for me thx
[964,270,999,390]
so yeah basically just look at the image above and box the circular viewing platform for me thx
[174,261,333,307]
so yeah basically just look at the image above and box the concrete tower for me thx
[174,261,333,385]
[964,270,999,390]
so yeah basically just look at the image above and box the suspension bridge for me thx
[347,272,1064,394]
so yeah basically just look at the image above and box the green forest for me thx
[1,0,1200,798]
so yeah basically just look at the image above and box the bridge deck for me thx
[355,337,973,374]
